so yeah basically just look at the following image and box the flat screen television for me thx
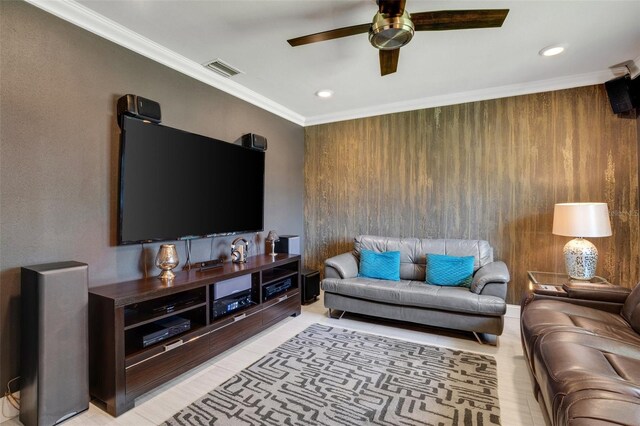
[118,115,265,245]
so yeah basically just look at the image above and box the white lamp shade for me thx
[552,203,612,237]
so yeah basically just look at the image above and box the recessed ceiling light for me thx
[539,45,566,57]
[315,89,334,98]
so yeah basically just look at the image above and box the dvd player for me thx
[263,278,292,301]
[142,327,169,348]
[141,316,191,348]
[144,294,200,315]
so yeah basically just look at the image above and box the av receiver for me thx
[212,290,253,319]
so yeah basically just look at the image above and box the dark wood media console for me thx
[88,254,301,416]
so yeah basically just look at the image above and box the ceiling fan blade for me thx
[288,23,371,47]
[378,0,406,16]
[411,9,509,31]
[379,49,399,76]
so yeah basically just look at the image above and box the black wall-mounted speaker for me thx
[240,133,267,151]
[604,76,639,114]
[117,94,161,126]
[20,261,89,426]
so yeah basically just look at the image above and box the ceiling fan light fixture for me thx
[539,45,566,57]
[369,11,415,50]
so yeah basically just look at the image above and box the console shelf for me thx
[123,301,208,330]
[89,254,300,416]
[262,268,298,286]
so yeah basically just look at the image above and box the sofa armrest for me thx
[523,293,626,314]
[562,282,631,303]
[324,252,359,279]
[471,261,510,297]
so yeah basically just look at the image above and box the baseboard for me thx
[0,392,20,423]
[505,304,521,319]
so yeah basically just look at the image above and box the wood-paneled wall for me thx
[304,85,639,304]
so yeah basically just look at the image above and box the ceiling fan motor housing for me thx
[369,11,415,50]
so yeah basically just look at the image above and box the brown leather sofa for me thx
[520,281,640,425]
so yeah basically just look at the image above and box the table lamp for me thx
[552,202,612,280]
[266,230,280,257]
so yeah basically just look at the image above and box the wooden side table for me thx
[527,271,609,297]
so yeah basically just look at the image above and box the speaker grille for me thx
[203,59,243,78]
[20,262,89,426]
[605,76,635,114]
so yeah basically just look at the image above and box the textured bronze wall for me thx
[304,86,639,304]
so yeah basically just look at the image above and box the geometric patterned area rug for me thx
[164,323,500,426]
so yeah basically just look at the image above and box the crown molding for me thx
[304,70,617,126]
[23,0,629,128]
[24,0,306,126]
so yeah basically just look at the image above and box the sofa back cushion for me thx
[359,250,401,281]
[425,254,475,287]
[621,282,640,333]
[354,235,494,281]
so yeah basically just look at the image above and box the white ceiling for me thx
[28,0,640,126]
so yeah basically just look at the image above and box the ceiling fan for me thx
[287,0,509,76]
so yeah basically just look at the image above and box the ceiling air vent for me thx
[203,59,243,78]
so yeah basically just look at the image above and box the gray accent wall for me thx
[0,1,304,388]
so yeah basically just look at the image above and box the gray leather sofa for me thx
[321,235,510,343]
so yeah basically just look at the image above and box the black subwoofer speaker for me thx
[301,269,320,304]
[21,261,89,426]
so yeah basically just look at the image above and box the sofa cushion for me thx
[621,282,640,334]
[425,254,474,287]
[359,250,400,281]
[532,330,640,425]
[521,299,640,363]
[354,235,493,281]
[322,277,505,316]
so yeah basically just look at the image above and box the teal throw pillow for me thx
[426,254,474,287]
[359,249,401,281]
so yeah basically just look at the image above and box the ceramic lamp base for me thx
[563,238,598,280]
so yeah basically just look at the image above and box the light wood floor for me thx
[4,294,545,425]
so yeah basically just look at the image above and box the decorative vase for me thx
[156,244,179,280]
